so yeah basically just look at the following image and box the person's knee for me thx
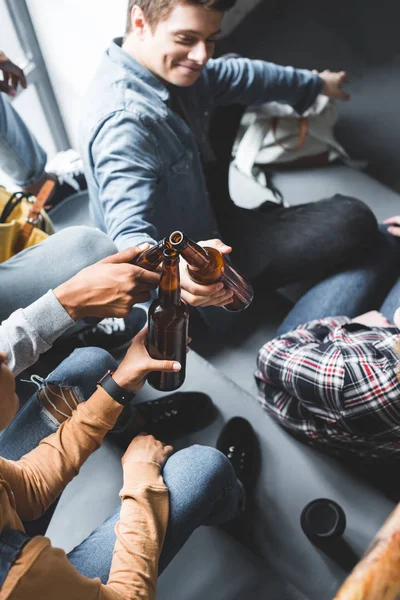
[330,195,377,235]
[46,347,117,395]
[54,226,117,270]
[173,445,236,491]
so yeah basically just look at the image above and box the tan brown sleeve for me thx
[334,504,400,599]
[0,387,122,521]
[3,463,168,600]
[105,461,169,600]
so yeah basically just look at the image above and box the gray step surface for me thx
[47,351,395,600]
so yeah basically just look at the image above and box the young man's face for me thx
[135,2,222,86]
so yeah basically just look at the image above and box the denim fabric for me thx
[0,226,117,323]
[0,347,117,459]
[0,529,30,587]
[68,445,243,581]
[0,94,46,187]
[80,38,322,250]
[0,347,243,581]
[277,228,400,335]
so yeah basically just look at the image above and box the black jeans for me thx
[207,104,379,286]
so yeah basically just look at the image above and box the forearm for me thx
[93,113,160,250]
[1,387,123,520]
[106,462,169,600]
[208,57,323,114]
[334,504,400,599]
[0,291,75,375]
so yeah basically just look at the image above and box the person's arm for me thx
[105,435,172,599]
[91,113,162,250]
[334,504,400,599]
[0,247,160,375]
[0,386,123,521]
[0,291,76,376]
[104,463,168,600]
[205,57,324,114]
[3,458,169,600]
[0,327,178,521]
[255,316,350,416]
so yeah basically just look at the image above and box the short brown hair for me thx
[126,0,237,33]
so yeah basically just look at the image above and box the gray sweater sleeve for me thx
[0,291,76,376]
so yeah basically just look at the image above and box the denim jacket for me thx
[80,38,322,249]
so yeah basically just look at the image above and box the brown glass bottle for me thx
[169,231,254,312]
[147,247,189,391]
[134,238,167,271]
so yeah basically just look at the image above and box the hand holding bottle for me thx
[179,238,235,307]
[170,232,254,312]
[54,244,160,320]
[113,327,182,393]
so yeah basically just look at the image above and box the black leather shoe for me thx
[109,392,217,448]
[216,417,260,495]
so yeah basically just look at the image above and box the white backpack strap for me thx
[234,117,271,178]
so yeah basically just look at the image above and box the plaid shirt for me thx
[255,317,400,460]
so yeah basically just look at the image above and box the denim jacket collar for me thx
[108,38,169,103]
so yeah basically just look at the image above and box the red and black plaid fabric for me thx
[255,317,400,459]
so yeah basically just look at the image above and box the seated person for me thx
[80,0,387,318]
[0,50,86,204]
[0,330,248,599]
[255,229,400,464]
[0,245,158,372]
[0,244,216,437]
[0,51,146,350]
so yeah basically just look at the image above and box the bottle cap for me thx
[301,498,346,539]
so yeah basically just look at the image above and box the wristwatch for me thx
[97,370,134,406]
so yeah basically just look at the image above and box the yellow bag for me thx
[0,181,55,263]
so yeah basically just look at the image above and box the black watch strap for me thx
[97,371,134,406]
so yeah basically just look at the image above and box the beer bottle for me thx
[169,231,254,312]
[147,247,189,391]
[134,238,167,271]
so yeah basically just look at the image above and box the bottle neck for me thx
[135,238,166,271]
[158,254,181,306]
[169,232,212,272]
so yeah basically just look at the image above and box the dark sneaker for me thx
[77,307,147,353]
[216,417,260,495]
[109,392,217,448]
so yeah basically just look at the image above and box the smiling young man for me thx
[80,0,381,314]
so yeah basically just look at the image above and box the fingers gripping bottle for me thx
[147,247,189,391]
[169,231,254,312]
[134,238,167,271]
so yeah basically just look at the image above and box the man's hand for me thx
[0,51,27,96]
[180,238,235,307]
[54,244,160,320]
[112,327,182,393]
[316,69,350,101]
[351,310,392,328]
[383,216,400,237]
[122,432,173,468]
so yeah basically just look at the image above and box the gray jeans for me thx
[0,226,117,322]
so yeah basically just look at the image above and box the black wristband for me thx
[97,370,134,406]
